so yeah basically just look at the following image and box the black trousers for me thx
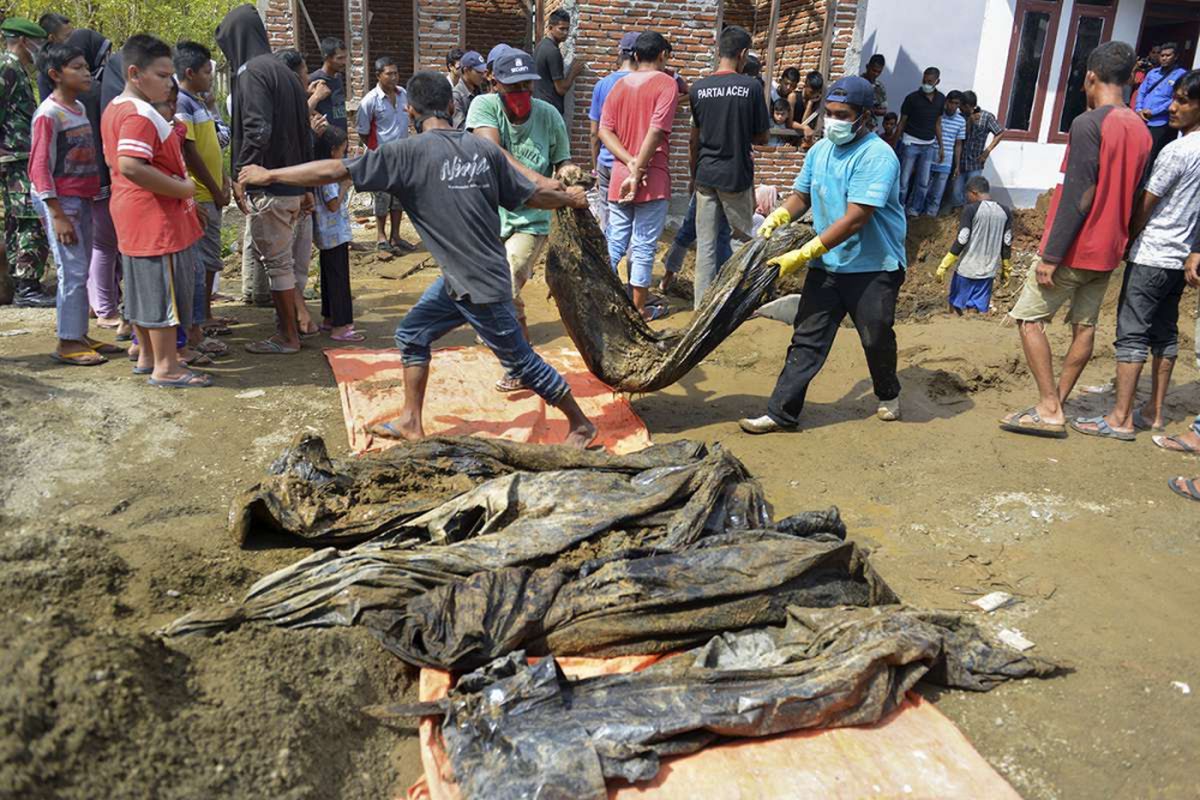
[767,267,904,427]
[1147,124,1178,168]
[319,243,353,326]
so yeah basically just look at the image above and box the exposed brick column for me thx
[828,0,859,77]
[417,0,464,72]
[348,0,368,102]
[262,0,296,50]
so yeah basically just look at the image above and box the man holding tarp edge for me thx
[741,75,907,434]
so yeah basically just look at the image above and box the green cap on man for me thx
[0,17,47,38]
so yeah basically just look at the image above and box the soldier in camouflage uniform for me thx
[0,17,54,307]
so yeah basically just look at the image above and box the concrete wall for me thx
[857,0,1149,208]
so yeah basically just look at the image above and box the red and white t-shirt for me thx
[101,95,202,257]
[600,70,680,204]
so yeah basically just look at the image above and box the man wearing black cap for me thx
[743,75,906,433]
[588,32,637,233]
[0,17,54,306]
[467,49,575,382]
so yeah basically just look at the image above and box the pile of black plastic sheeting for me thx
[375,606,1057,800]
[545,204,815,393]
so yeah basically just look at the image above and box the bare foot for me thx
[564,420,598,449]
[369,414,424,441]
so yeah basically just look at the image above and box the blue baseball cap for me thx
[486,44,513,68]
[825,75,875,109]
[461,50,486,72]
[618,32,639,55]
[493,50,537,85]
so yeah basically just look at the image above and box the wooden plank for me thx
[764,0,781,110]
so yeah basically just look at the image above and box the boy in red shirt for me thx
[1000,41,1150,438]
[101,34,207,388]
[598,32,680,320]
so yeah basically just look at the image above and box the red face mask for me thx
[501,89,532,120]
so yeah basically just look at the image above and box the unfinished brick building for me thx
[260,0,863,195]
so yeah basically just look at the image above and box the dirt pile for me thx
[0,522,411,800]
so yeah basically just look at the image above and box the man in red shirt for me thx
[598,32,679,320]
[1000,41,1150,438]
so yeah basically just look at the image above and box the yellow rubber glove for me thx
[768,236,829,278]
[936,252,958,283]
[759,207,793,239]
[1001,258,1013,287]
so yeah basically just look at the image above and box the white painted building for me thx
[852,0,1199,207]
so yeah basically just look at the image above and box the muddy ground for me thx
[1,211,1199,799]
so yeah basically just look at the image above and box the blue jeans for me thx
[34,194,92,341]
[899,142,935,215]
[665,192,732,274]
[924,169,952,216]
[607,198,669,288]
[951,168,983,207]
[394,275,569,404]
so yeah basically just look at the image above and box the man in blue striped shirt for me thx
[923,90,966,216]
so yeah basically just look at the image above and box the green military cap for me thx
[0,18,48,38]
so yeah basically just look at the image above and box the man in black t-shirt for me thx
[896,66,946,216]
[533,8,585,116]
[237,71,598,448]
[309,36,348,156]
[689,25,770,308]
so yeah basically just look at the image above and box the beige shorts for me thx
[1007,264,1113,327]
[506,231,548,321]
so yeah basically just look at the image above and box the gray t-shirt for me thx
[949,199,1013,279]
[1129,131,1200,270]
[346,129,536,303]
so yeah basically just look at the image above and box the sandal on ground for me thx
[197,337,230,357]
[330,327,365,343]
[95,316,121,329]
[1133,409,1166,432]
[182,351,214,367]
[1153,434,1200,453]
[299,326,321,339]
[85,337,124,355]
[1070,416,1135,442]
[642,303,671,322]
[1167,477,1200,502]
[52,349,107,367]
[998,407,1068,439]
[203,322,233,337]
[495,375,527,393]
[132,366,152,375]
[390,239,416,253]
[367,420,412,441]
[374,241,395,259]
[245,338,300,355]
[147,370,212,389]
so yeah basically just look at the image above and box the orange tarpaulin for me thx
[323,346,651,455]
[404,656,1021,800]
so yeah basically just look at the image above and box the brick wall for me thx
[347,0,368,99]
[297,0,348,73]
[263,0,296,50]
[465,0,532,56]
[774,0,825,76]
[723,0,758,36]
[753,143,805,193]
[827,0,858,78]
[368,0,418,86]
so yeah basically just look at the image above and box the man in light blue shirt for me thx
[588,31,636,232]
[357,56,412,253]
[741,75,907,434]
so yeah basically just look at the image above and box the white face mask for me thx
[825,115,861,146]
[921,83,936,94]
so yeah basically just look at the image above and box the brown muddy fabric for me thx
[368,533,896,671]
[384,607,1058,800]
[229,434,708,547]
[545,207,815,392]
[165,442,770,637]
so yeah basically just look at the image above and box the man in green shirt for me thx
[466,49,576,391]
[0,17,53,306]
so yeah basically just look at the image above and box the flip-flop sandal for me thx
[51,350,107,366]
[197,338,230,357]
[182,352,214,367]
[203,323,233,337]
[95,317,121,329]
[998,407,1068,439]
[330,328,366,343]
[1167,477,1200,502]
[147,370,212,389]
[367,421,411,441]
[85,339,124,355]
[299,326,322,339]
[495,375,527,393]
[116,329,133,342]
[245,339,300,355]
[1133,409,1166,432]
[1070,416,1136,442]
[1153,434,1200,453]
[642,304,671,322]
[390,240,417,253]
[132,366,153,375]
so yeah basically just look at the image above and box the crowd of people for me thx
[0,10,1198,497]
